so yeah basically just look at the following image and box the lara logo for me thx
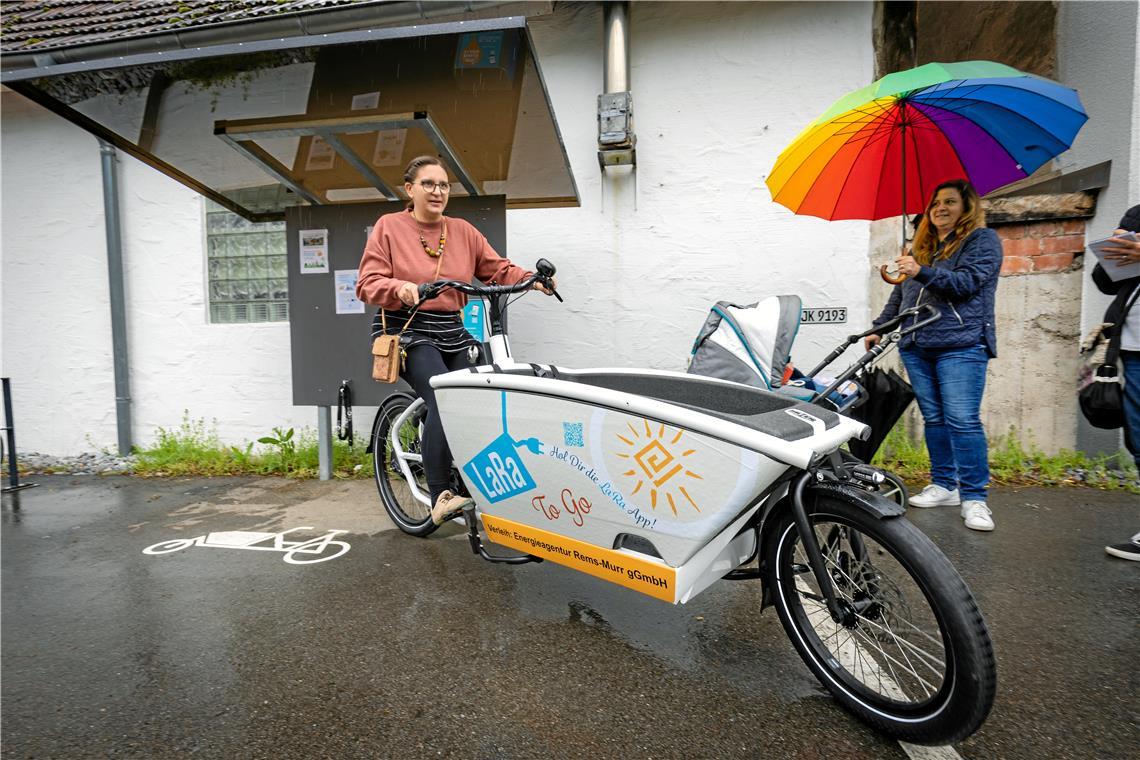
[462,392,544,504]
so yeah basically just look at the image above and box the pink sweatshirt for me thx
[356,210,532,313]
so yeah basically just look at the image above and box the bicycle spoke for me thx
[850,626,939,696]
[849,621,940,697]
[855,613,946,675]
[891,614,948,650]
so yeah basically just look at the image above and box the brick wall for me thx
[993,218,1086,275]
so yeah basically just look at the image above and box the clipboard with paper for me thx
[1088,231,1140,282]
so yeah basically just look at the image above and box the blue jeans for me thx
[900,344,991,501]
[1123,351,1140,469]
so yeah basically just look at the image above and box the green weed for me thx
[132,412,372,479]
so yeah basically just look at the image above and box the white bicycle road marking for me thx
[143,527,351,564]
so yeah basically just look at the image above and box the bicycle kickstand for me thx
[462,503,544,565]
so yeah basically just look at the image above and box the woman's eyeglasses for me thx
[417,180,451,193]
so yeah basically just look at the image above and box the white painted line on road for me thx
[899,741,964,760]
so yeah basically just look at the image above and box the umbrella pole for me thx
[900,104,907,254]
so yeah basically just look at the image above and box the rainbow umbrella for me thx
[766,60,1088,221]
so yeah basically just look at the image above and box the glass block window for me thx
[205,201,289,323]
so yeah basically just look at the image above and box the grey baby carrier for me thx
[687,295,802,391]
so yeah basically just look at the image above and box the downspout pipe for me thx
[99,139,133,456]
[603,1,630,94]
[598,2,635,171]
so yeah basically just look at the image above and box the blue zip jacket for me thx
[872,227,1003,357]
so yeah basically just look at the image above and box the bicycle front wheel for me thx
[879,471,908,509]
[764,496,995,745]
[372,394,438,537]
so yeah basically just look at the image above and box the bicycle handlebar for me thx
[806,303,941,410]
[416,258,562,304]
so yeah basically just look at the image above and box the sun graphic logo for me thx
[615,420,703,515]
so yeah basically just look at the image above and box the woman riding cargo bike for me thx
[355,156,557,528]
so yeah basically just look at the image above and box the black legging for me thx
[400,343,475,505]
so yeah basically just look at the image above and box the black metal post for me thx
[2,377,37,493]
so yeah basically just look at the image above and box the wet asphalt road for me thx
[2,476,1137,759]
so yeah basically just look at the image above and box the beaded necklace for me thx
[412,211,447,258]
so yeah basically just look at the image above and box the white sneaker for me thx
[961,500,994,532]
[908,484,961,508]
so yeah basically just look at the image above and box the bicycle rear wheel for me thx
[372,394,438,537]
[764,496,995,744]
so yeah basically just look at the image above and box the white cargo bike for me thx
[368,260,995,745]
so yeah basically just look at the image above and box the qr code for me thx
[563,422,584,448]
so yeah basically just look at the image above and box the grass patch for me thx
[132,413,372,479]
[872,426,1140,494]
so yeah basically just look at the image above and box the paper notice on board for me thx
[335,269,365,314]
[372,129,407,167]
[299,229,329,274]
[305,136,336,171]
[351,91,381,110]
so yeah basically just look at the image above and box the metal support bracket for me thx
[214,111,480,206]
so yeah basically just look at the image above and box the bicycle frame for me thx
[379,273,889,606]
[371,265,995,744]
[378,269,921,609]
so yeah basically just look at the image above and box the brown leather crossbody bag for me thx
[371,253,443,383]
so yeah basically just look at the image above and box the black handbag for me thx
[1079,365,1124,429]
[1078,313,1125,429]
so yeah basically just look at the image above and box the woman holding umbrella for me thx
[864,180,1003,531]
[767,60,1089,531]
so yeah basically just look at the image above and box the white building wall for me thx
[1,1,874,455]
[1057,0,1140,455]
[1058,0,1140,321]
[1,92,312,455]
[506,1,874,372]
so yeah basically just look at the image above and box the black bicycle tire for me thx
[764,498,995,744]
[372,394,439,537]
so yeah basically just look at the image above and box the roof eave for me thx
[1,0,552,78]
